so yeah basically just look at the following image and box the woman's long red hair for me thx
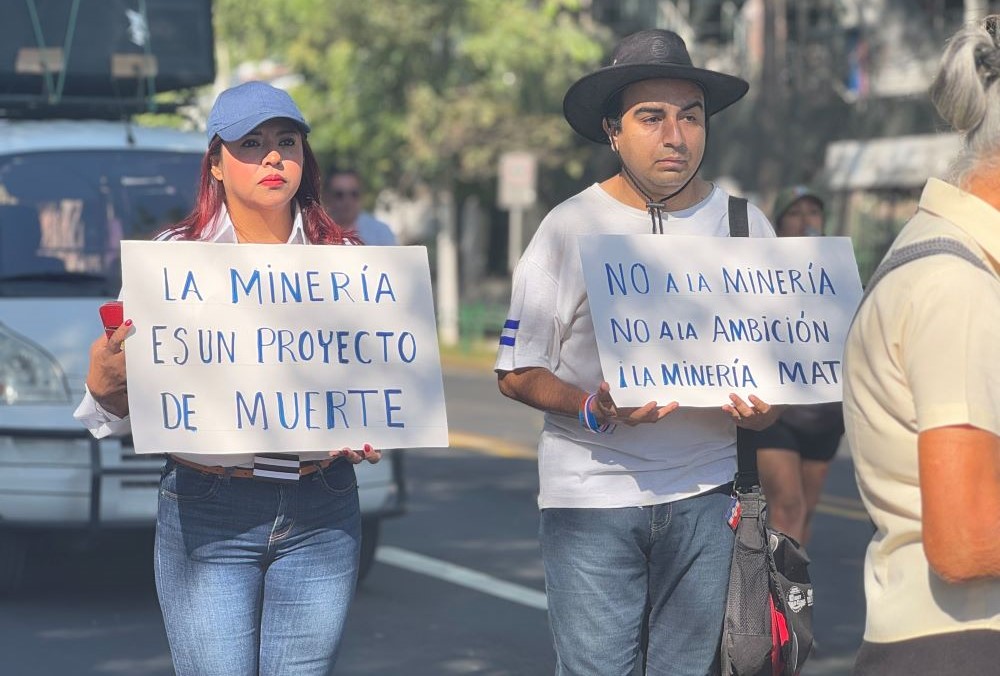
[168,135,360,245]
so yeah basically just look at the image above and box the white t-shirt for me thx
[354,212,397,246]
[496,183,776,509]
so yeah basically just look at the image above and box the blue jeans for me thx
[540,489,734,676]
[154,458,361,676]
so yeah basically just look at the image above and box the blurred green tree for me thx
[214,0,608,199]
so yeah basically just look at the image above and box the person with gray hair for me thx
[843,16,1000,675]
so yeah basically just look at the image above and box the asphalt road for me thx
[0,365,869,675]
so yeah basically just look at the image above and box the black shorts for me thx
[855,630,1000,676]
[741,419,843,462]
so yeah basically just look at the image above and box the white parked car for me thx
[0,118,404,592]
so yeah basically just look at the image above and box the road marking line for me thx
[821,493,866,509]
[816,494,870,522]
[376,545,548,611]
[816,502,870,522]
[798,654,858,674]
[449,431,537,459]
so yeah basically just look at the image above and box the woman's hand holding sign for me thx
[722,393,782,431]
[86,319,132,418]
[330,443,382,464]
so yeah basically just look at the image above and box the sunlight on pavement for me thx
[449,431,537,459]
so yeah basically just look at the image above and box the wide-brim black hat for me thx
[564,29,749,144]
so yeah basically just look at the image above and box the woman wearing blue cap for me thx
[75,81,378,675]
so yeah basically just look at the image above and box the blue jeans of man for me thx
[154,458,361,676]
[540,489,734,676]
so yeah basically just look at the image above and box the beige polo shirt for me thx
[844,178,1000,643]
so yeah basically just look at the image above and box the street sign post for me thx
[498,151,537,272]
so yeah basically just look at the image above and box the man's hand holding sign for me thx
[586,371,777,430]
[588,380,679,427]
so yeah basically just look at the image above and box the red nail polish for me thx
[124,319,133,327]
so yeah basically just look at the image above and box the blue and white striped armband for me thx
[499,318,518,347]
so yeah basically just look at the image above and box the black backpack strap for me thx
[847,238,993,342]
[727,195,757,490]
[734,427,758,493]
[859,237,990,308]
[728,195,749,238]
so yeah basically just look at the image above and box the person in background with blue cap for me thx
[741,186,844,547]
[75,81,380,676]
[496,29,779,675]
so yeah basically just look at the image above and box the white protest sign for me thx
[120,241,449,454]
[579,235,863,407]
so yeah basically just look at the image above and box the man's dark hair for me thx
[325,166,363,188]
[603,90,624,134]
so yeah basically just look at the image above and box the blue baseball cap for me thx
[206,81,311,143]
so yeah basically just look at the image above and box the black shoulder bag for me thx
[720,197,814,676]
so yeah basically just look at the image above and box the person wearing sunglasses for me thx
[324,167,397,246]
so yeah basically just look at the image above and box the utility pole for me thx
[758,0,787,201]
[435,189,459,347]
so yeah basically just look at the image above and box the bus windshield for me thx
[0,149,201,297]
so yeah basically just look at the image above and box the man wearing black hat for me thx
[496,30,778,675]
